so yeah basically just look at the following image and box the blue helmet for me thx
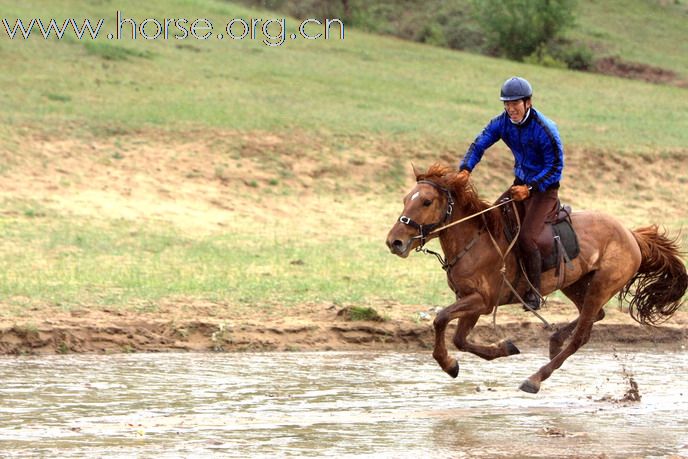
[500,77,533,101]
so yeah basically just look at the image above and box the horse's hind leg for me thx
[549,274,605,359]
[520,270,625,394]
[520,310,597,394]
[548,318,579,360]
[453,313,521,360]
[549,310,605,359]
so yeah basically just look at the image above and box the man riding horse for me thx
[386,78,687,393]
[457,76,564,311]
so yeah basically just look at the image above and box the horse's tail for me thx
[619,225,687,325]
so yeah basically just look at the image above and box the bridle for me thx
[395,179,552,327]
[398,180,454,248]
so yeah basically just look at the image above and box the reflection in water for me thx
[0,347,686,458]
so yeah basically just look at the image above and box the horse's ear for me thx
[411,162,423,180]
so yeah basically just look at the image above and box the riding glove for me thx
[510,185,530,201]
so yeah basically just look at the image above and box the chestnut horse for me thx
[386,163,687,393]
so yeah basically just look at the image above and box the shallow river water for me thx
[0,347,686,458]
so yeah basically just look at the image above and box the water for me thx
[0,347,686,458]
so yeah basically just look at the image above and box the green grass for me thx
[83,42,155,61]
[0,0,686,313]
[235,0,688,79]
[0,0,686,152]
[0,213,454,310]
[567,0,688,77]
[4,206,681,313]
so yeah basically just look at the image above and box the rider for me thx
[457,76,564,311]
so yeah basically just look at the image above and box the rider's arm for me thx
[459,115,503,172]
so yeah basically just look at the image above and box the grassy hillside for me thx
[567,0,688,77]
[0,0,685,314]
[234,0,688,80]
[1,0,687,151]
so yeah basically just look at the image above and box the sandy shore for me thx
[1,299,685,355]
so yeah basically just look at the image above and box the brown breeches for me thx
[519,188,559,253]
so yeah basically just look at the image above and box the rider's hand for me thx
[510,185,530,201]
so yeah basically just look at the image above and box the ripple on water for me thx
[0,347,686,458]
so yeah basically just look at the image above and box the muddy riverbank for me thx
[1,299,685,355]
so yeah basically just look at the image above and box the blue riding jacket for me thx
[460,108,564,192]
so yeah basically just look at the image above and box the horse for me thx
[385,163,687,393]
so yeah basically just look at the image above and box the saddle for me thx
[501,198,580,274]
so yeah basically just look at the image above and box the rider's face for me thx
[504,99,531,123]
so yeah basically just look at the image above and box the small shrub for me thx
[556,43,594,70]
[524,40,594,71]
[338,306,385,322]
[473,0,577,61]
[434,2,487,53]
[57,342,70,354]
[416,23,447,47]
[524,44,568,69]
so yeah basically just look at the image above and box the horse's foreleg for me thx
[432,292,485,378]
[433,313,459,378]
[453,314,521,360]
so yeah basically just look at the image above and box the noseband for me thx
[398,180,454,248]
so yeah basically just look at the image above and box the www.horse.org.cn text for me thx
[1,11,345,47]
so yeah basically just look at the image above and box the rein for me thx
[397,181,551,329]
[422,198,514,237]
[483,201,552,329]
[399,180,515,247]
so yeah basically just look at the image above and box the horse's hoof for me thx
[505,340,520,356]
[519,379,540,394]
[447,361,460,379]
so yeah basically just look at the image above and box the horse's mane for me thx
[415,163,503,235]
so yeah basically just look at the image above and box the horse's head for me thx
[386,163,468,257]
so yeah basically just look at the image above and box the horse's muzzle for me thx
[386,236,411,258]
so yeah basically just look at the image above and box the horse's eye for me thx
[423,199,432,207]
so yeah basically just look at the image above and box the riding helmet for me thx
[500,76,533,101]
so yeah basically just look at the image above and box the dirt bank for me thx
[1,299,685,355]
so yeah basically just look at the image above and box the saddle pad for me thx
[500,200,580,273]
[542,218,580,272]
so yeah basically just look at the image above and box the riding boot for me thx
[523,249,543,311]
